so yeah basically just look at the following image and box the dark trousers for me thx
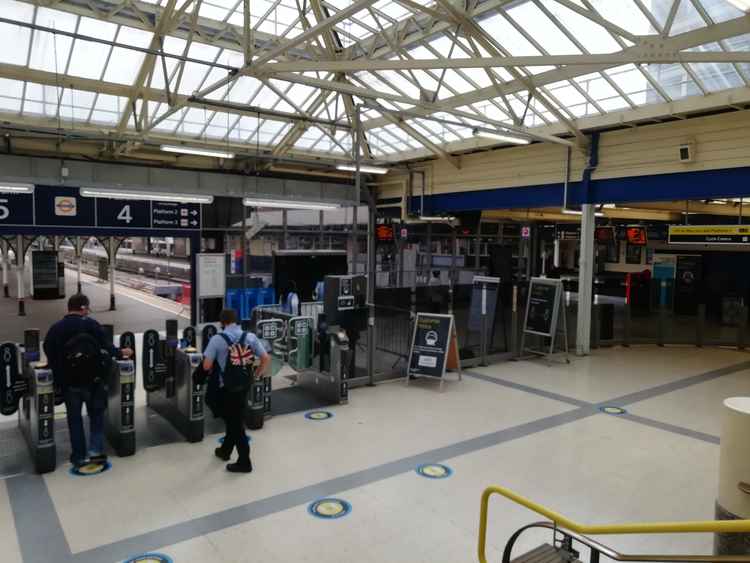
[220,390,250,465]
[64,384,107,464]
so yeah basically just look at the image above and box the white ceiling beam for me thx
[257,51,750,73]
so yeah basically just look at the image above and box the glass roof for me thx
[0,0,748,164]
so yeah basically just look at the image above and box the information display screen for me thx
[626,227,648,246]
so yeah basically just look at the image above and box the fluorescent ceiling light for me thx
[473,128,531,145]
[727,0,750,11]
[160,144,235,159]
[243,198,340,210]
[336,164,390,175]
[0,183,34,194]
[562,209,605,218]
[419,215,457,222]
[80,188,213,204]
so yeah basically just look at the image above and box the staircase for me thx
[510,544,582,563]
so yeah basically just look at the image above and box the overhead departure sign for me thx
[668,225,750,245]
[152,202,201,230]
[0,186,202,231]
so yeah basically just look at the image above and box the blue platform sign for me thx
[34,186,95,227]
[152,202,201,230]
[0,186,202,231]
[0,193,34,226]
[97,199,151,229]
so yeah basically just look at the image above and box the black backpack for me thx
[219,332,255,393]
[62,332,110,388]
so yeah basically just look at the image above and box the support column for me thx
[351,206,358,273]
[16,235,25,316]
[109,238,116,311]
[576,204,596,356]
[366,190,376,387]
[2,239,8,298]
[76,237,83,294]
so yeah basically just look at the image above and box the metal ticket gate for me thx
[143,320,206,443]
[254,319,285,421]
[253,317,349,424]
[0,329,55,474]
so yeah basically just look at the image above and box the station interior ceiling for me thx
[0,0,749,185]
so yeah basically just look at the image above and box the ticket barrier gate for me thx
[253,317,349,424]
[142,321,209,443]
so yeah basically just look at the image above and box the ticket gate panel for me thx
[106,360,136,457]
[297,329,350,405]
[147,348,205,443]
[19,364,56,474]
[142,329,163,393]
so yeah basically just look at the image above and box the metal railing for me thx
[478,485,750,563]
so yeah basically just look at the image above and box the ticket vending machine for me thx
[143,320,206,442]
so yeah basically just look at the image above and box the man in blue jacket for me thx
[44,293,133,467]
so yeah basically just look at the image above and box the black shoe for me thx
[226,461,252,473]
[214,448,231,461]
[89,453,108,465]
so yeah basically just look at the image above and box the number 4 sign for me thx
[117,205,133,224]
[96,199,149,229]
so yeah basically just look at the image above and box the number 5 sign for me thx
[96,198,150,228]
[0,194,34,226]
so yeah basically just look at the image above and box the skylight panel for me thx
[537,0,621,53]
[647,64,702,99]
[0,9,33,66]
[669,0,708,36]
[689,62,745,92]
[103,47,146,86]
[478,12,540,57]
[700,0,748,23]
[586,0,654,36]
[505,1,582,55]
[29,31,73,74]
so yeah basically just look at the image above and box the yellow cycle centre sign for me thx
[668,225,750,245]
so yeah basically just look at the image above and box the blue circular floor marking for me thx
[123,553,173,563]
[69,460,112,477]
[599,406,627,415]
[308,498,351,519]
[218,435,251,445]
[305,410,333,421]
[416,463,453,479]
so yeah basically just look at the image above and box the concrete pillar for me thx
[16,235,25,316]
[109,238,116,311]
[715,397,750,554]
[2,239,8,298]
[76,237,82,294]
[576,204,596,356]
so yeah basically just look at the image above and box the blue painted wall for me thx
[410,165,750,214]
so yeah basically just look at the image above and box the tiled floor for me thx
[3,345,750,563]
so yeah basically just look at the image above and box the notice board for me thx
[407,313,461,391]
[523,278,562,338]
[197,253,226,299]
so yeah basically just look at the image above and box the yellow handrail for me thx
[479,485,750,563]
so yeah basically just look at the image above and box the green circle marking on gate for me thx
[305,410,333,421]
[416,463,453,479]
[308,498,351,519]
[123,553,173,563]
[599,406,627,415]
[69,460,112,477]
